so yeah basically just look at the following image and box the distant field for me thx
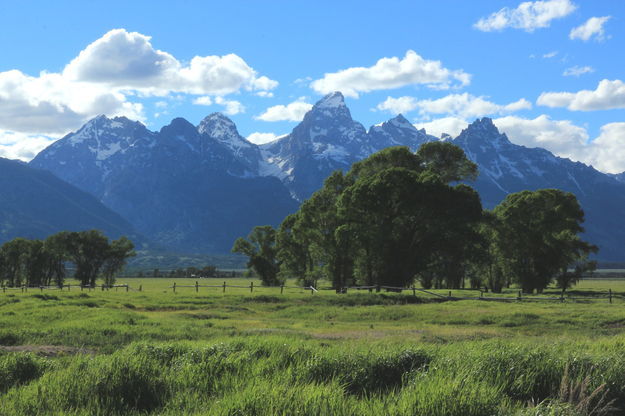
[2,278,625,415]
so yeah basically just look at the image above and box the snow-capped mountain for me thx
[31,115,298,253]
[261,92,436,200]
[27,92,625,260]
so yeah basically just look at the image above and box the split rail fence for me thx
[0,282,619,303]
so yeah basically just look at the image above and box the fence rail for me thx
[0,282,617,303]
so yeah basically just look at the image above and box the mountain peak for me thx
[388,114,415,129]
[198,112,240,140]
[314,91,345,109]
[466,117,499,135]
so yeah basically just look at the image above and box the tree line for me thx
[233,143,596,294]
[0,230,135,288]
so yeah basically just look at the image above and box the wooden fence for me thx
[0,282,617,303]
[170,281,317,294]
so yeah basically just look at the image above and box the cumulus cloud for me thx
[0,131,57,161]
[375,96,419,115]
[543,51,558,58]
[414,117,469,138]
[63,29,277,96]
[215,97,245,115]
[588,123,625,173]
[563,65,594,77]
[255,99,313,122]
[193,96,213,106]
[0,69,144,135]
[537,79,625,111]
[310,50,470,98]
[496,117,625,173]
[0,27,273,142]
[474,0,576,32]
[569,16,611,41]
[494,115,588,159]
[246,132,282,145]
[378,93,531,120]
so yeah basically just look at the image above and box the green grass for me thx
[2,278,625,414]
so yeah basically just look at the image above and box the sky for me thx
[0,0,624,172]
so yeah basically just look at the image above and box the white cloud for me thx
[193,96,213,106]
[255,91,274,98]
[474,0,576,32]
[0,28,273,140]
[63,29,277,96]
[494,115,588,159]
[215,97,245,115]
[537,79,625,111]
[255,99,313,122]
[569,16,611,41]
[563,65,594,77]
[495,117,625,173]
[376,96,419,114]
[246,132,281,145]
[0,69,144,135]
[543,51,558,58]
[379,93,531,119]
[588,123,625,173]
[0,131,57,161]
[414,117,468,138]
[310,50,470,98]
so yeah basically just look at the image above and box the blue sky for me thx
[0,0,624,172]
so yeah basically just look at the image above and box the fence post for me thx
[412,286,416,297]
[250,281,254,293]
[518,290,522,301]
[139,285,142,292]
[173,282,176,293]
[609,289,612,304]
[126,285,129,293]
[448,290,452,299]
[195,281,199,293]
[81,285,83,291]
[311,286,314,295]
[223,281,226,293]
[280,285,284,294]
[40,286,43,292]
[480,290,483,299]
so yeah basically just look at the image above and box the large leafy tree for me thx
[273,144,481,289]
[102,236,136,286]
[494,189,596,293]
[232,225,282,286]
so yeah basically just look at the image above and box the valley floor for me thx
[1,278,625,415]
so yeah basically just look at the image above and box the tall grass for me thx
[2,339,625,415]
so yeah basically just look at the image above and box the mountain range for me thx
[11,91,625,260]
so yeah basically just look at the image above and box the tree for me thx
[273,144,483,290]
[416,141,478,183]
[0,238,30,286]
[102,236,135,286]
[494,189,596,293]
[339,169,482,288]
[232,225,282,286]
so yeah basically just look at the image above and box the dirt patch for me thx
[0,345,96,357]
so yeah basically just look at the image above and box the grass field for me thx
[2,277,625,415]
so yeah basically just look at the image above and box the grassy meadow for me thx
[2,277,625,415]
